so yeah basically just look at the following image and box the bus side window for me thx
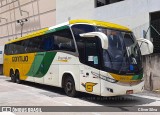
[34,37,43,52]
[8,44,14,55]
[85,38,100,68]
[4,45,8,55]
[71,24,96,63]
[26,37,41,53]
[76,39,85,63]
[21,39,30,53]
[7,44,11,55]
[53,28,76,52]
[13,43,17,54]
[15,41,23,54]
[42,34,56,51]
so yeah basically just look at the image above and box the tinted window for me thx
[53,28,76,52]
[75,38,85,63]
[8,44,15,55]
[85,38,100,68]
[21,39,30,53]
[72,24,101,68]
[5,28,76,55]
[41,34,55,51]
[71,24,95,62]
[14,41,23,54]
[123,33,134,47]
[4,45,8,55]
[72,24,95,37]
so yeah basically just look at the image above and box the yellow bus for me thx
[3,19,153,97]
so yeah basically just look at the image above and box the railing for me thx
[132,20,160,53]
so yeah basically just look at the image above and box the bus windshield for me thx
[97,27,142,74]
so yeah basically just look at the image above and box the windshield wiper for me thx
[118,51,127,74]
[105,50,113,68]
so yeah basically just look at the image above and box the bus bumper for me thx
[101,80,144,97]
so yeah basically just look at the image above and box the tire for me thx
[10,70,16,83]
[15,71,21,84]
[64,76,77,97]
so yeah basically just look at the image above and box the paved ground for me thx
[0,75,160,115]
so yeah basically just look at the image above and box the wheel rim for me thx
[16,77,19,82]
[65,81,73,94]
[16,73,20,83]
[11,74,15,82]
[11,74,14,80]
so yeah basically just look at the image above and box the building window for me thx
[150,11,160,53]
[95,0,124,7]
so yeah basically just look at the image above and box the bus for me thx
[0,46,4,75]
[3,19,153,97]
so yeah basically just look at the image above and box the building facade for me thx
[56,0,160,53]
[0,0,56,45]
[1,0,160,49]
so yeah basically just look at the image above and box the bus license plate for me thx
[126,90,133,94]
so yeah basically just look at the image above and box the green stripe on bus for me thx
[45,26,69,34]
[26,52,44,77]
[132,74,143,80]
[26,52,57,77]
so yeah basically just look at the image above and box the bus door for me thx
[79,37,101,95]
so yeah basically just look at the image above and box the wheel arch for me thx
[15,69,20,80]
[61,71,79,91]
[15,69,19,74]
[10,68,15,75]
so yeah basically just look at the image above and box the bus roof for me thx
[69,19,131,31]
[6,19,131,44]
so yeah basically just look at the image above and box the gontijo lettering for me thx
[12,56,28,62]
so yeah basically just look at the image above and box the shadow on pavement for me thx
[6,79,156,108]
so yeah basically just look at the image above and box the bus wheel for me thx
[64,76,77,97]
[10,70,16,83]
[15,71,21,84]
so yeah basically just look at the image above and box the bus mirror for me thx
[137,38,154,55]
[80,32,108,49]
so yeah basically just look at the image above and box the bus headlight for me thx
[100,75,118,83]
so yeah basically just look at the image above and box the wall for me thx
[143,55,160,90]
[56,0,160,39]
[94,0,150,39]
[56,0,95,24]
[0,0,56,45]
